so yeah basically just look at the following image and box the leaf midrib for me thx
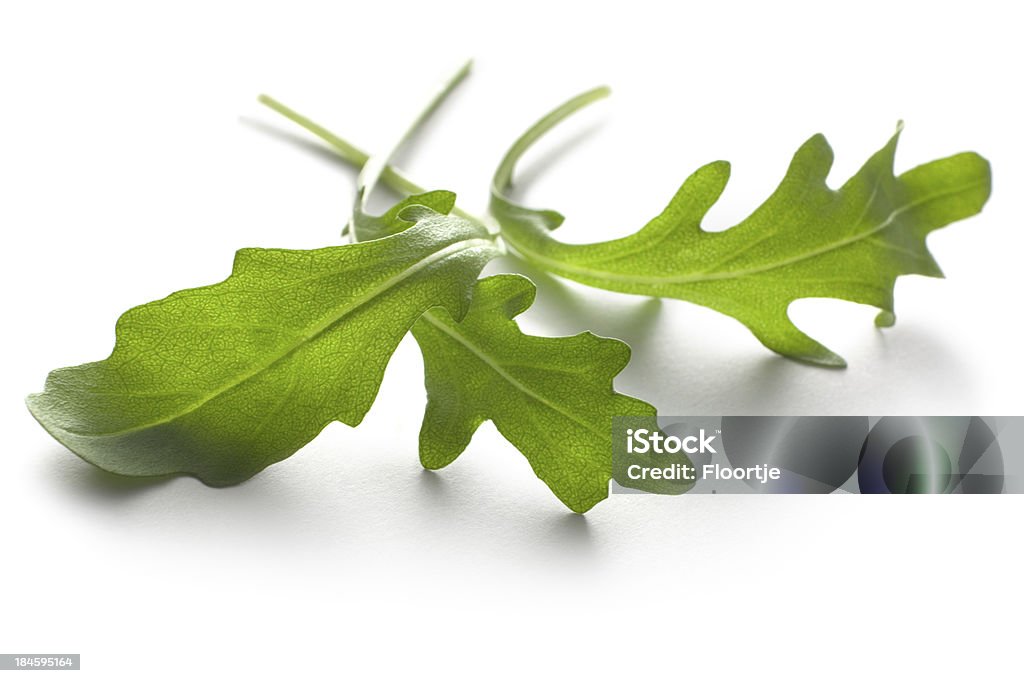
[52,237,497,438]
[501,180,986,286]
[420,311,607,441]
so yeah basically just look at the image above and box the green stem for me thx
[357,61,472,216]
[491,86,611,194]
[258,83,612,238]
[257,93,484,226]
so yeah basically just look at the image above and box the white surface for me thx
[1,1,1021,680]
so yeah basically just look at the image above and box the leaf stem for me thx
[256,93,484,226]
[258,81,611,241]
[356,61,472,220]
[491,86,611,194]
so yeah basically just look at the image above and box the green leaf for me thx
[345,72,677,513]
[491,93,992,366]
[410,274,687,513]
[27,211,499,484]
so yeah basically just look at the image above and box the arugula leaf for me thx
[340,72,671,512]
[27,212,499,484]
[490,91,992,366]
[410,274,686,512]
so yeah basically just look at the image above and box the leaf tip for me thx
[875,310,896,328]
[807,350,848,368]
[24,392,44,423]
[806,131,829,148]
[561,490,605,514]
[487,274,537,319]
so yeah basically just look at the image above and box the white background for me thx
[1,1,1021,680]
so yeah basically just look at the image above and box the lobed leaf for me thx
[27,211,498,484]
[491,94,992,366]
[411,274,690,513]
